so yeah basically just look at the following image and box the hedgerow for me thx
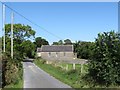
[88,31,120,86]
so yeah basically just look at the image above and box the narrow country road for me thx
[23,62,71,88]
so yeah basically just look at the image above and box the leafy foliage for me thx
[5,24,36,58]
[73,41,95,59]
[52,42,59,45]
[2,24,36,87]
[21,40,36,58]
[2,52,23,87]
[52,39,72,45]
[52,40,64,45]
[88,31,120,86]
[5,24,35,41]
[34,37,49,48]
[64,39,72,45]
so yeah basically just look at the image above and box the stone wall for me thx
[37,52,77,60]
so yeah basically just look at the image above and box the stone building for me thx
[37,45,76,60]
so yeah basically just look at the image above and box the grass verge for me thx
[4,79,23,89]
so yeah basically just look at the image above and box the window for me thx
[48,52,51,57]
[64,52,66,56]
[56,52,58,57]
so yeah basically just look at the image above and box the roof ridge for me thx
[40,45,73,52]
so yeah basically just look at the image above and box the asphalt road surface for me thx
[23,62,71,88]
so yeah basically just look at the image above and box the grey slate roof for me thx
[37,45,73,52]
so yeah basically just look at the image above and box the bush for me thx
[88,31,120,86]
[2,52,23,87]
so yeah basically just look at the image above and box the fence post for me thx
[46,61,48,64]
[66,64,68,71]
[73,63,75,70]
[81,63,83,73]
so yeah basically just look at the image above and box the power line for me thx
[0,1,63,40]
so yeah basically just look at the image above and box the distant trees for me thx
[64,39,72,45]
[52,40,63,45]
[73,41,95,59]
[21,40,36,58]
[52,42,59,45]
[34,37,49,47]
[58,40,63,45]
[52,39,72,45]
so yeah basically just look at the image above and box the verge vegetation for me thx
[2,52,23,88]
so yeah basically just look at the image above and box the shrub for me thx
[2,52,23,87]
[88,31,120,86]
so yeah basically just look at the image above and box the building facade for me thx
[37,45,77,60]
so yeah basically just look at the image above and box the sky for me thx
[0,2,118,44]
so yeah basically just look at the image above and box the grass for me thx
[34,59,88,88]
[4,79,23,89]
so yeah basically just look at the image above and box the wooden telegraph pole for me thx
[2,4,5,52]
[11,12,14,59]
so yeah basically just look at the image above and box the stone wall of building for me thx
[38,52,76,60]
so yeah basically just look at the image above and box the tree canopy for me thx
[4,24,36,58]
[64,39,72,45]
[52,39,72,45]
[73,41,95,59]
[5,24,35,41]
[34,37,49,48]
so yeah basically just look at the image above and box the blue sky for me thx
[1,2,118,44]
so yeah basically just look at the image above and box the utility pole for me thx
[11,12,14,59]
[118,1,120,33]
[2,4,5,52]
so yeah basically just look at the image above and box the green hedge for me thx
[2,52,23,88]
[88,31,120,86]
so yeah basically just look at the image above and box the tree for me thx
[34,37,49,47]
[73,41,95,59]
[5,24,36,58]
[52,42,59,45]
[2,24,36,87]
[64,39,72,45]
[21,40,36,58]
[58,40,63,45]
[52,40,63,45]
[5,24,35,41]
[88,31,120,86]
